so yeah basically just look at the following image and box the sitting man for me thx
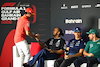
[74,29,100,67]
[23,27,66,67]
[54,27,85,67]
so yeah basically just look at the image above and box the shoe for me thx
[23,63,30,67]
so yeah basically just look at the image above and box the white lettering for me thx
[82,5,91,8]
[65,19,82,24]
[95,4,100,8]
[65,30,74,34]
[71,5,78,9]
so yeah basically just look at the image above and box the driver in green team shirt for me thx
[74,29,100,67]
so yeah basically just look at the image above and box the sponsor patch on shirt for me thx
[56,40,60,47]
[75,41,80,46]
[90,44,93,48]
[97,42,100,44]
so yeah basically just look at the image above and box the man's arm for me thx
[71,49,84,57]
[49,47,69,55]
[38,41,48,48]
[49,49,64,54]
[83,41,94,57]
[26,31,40,40]
[83,50,94,57]
[65,49,84,59]
[24,22,40,40]
[26,31,48,48]
[26,31,35,37]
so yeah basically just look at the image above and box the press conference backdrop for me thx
[51,0,100,42]
[0,0,100,67]
[0,0,50,67]
[0,0,50,55]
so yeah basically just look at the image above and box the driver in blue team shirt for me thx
[54,27,85,67]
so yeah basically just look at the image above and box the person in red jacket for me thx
[14,8,39,67]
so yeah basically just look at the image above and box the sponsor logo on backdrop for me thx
[61,3,100,9]
[95,3,100,8]
[82,4,91,8]
[1,7,25,20]
[65,30,74,34]
[0,2,37,24]
[61,4,68,9]
[71,5,78,9]
[65,19,82,24]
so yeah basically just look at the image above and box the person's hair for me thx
[54,27,64,36]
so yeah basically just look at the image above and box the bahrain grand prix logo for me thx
[1,2,37,24]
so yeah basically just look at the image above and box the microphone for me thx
[63,49,69,55]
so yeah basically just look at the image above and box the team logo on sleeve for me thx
[49,39,53,45]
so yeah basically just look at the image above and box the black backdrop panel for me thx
[51,0,100,42]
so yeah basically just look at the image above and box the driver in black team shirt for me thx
[23,27,65,67]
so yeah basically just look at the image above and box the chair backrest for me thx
[30,42,42,56]
[0,29,16,67]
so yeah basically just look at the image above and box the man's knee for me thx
[54,61,59,67]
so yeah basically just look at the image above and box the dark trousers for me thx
[54,57,77,67]
[28,49,59,67]
[74,57,99,67]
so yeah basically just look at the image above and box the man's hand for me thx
[26,31,40,41]
[83,51,94,57]
[34,33,40,41]
[50,50,55,53]
[64,55,73,59]
[88,53,94,57]
[46,49,55,53]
